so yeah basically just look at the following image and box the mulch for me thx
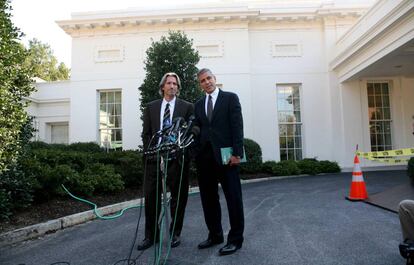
[0,187,143,234]
[0,173,269,234]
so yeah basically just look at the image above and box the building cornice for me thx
[24,97,70,104]
[330,0,414,71]
[56,3,368,36]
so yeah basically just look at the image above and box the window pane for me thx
[100,92,107,103]
[115,116,121,128]
[279,137,287,148]
[367,83,373,95]
[383,108,390,119]
[295,149,302,160]
[279,125,287,136]
[99,91,122,149]
[368,96,374,108]
[280,149,287,161]
[375,96,382,107]
[115,104,122,115]
[295,137,302,148]
[383,96,390,107]
[107,92,114,103]
[286,125,295,136]
[287,137,294,148]
[277,84,302,161]
[294,111,301,122]
[115,92,121,103]
[374,83,381,94]
[381,83,389,95]
[367,82,392,151]
[287,150,294,161]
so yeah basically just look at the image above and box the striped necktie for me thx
[163,103,171,128]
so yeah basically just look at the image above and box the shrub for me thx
[261,161,278,174]
[0,189,12,220]
[408,157,414,185]
[66,142,103,153]
[31,149,94,172]
[240,138,263,174]
[33,164,78,200]
[0,117,35,220]
[271,160,300,176]
[318,160,341,173]
[95,150,143,187]
[113,151,143,187]
[297,158,321,175]
[81,163,124,193]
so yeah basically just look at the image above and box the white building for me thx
[26,0,414,170]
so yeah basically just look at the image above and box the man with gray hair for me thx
[138,72,194,250]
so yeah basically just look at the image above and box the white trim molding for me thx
[94,45,125,63]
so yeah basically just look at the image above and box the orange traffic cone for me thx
[346,155,368,201]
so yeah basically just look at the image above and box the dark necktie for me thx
[163,103,171,128]
[207,95,213,122]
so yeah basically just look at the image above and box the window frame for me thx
[277,83,303,161]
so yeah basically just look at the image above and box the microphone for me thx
[170,117,185,135]
[181,115,195,140]
[183,126,200,146]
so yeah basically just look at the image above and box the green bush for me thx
[31,149,94,172]
[0,189,12,220]
[261,161,278,174]
[0,166,34,216]
[318,160,341,173]
[408,157,414,185]
[30,141,103,153]
[240,138,263,174]
[66,142,103,153]
[297,158,321,175]
[81,163,124,193]
[96,150,143,187]
[0,118,36,220]
[271,160,300,176]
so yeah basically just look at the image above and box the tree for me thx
[139,31,202,116]
[0,0,35,172]
[24,38,70,81]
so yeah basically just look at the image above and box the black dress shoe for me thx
[198,237,224,249]
[218,243,242,255]
[171,235,181,248]
[137,238,154,250]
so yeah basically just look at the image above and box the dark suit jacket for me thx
[142,98,194,151]
[194,89,244,164]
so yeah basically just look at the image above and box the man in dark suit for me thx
[194,68,245,255]
[138,72,194,250]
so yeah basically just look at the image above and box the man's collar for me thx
[205,88,219,98]
[163,96,176,104]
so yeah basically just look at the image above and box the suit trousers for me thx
[144,155,189,241]
[196,143,244,245]
[399,200,414,242]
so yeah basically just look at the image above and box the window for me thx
[99,90,122,149]
[51,123,69,144]
[367,82,392,151]
[277,84,302,161]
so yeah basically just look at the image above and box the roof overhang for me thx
[330,0,414,83]
[56,1,368,36]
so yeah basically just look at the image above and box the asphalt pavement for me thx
[0,170,408,265]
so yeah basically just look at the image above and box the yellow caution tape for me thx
[356,148,414,158]
[356,147,414,164]
[361,157,410,163]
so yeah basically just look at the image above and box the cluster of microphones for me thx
[144,115,200,156]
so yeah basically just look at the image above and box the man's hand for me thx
[228,155,241,166]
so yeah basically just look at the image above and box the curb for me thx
[0,175,307,247]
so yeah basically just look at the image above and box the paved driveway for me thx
[0,170,407,265]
